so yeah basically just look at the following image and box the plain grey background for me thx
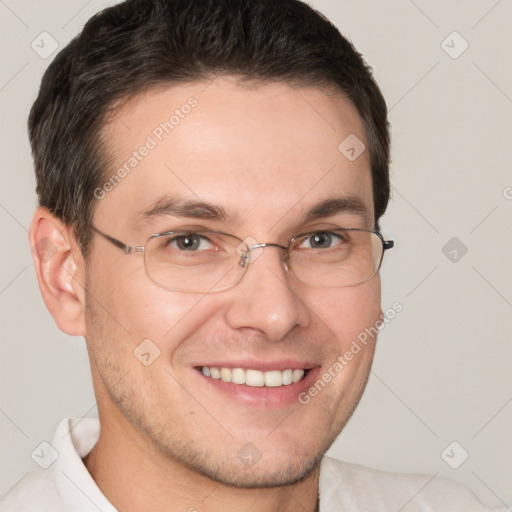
[1,0,511,507]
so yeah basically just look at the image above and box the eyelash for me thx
[161,230,348,251]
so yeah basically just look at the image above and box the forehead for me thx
[96,77,373,236]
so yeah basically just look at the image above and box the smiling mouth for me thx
[197,366,311,388]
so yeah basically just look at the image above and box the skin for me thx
[30,77,383,512]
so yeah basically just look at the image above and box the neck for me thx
[83,412,321,512]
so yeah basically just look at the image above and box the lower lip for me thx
[195,367,321,408]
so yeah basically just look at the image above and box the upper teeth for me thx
[201,367,305,387]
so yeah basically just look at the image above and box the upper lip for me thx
[193,359,319,371]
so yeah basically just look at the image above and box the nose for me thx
[224,245,311,341]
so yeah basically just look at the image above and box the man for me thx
[1,0,490,510]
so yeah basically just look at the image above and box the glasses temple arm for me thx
[90,226,142,254]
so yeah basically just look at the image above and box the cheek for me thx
[96,274,224,355]
[307,277,382,344]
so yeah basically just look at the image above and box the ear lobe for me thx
[29,207,87,336]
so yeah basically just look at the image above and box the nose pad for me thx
[235,238,288,269]
[280,249,290,272]
[236,237,263,267]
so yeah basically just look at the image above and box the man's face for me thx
[84,77,381,487]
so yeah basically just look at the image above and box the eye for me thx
[168,233,214,251]
[299,231,344,249]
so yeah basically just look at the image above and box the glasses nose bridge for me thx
[239,241,289,268]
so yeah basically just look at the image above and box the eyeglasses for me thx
[90,225,394,293]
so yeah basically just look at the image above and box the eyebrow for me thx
[134,196,239,232]
[134,194,370,233]
[302,196,369,224]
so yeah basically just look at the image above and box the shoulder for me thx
[0,467,63,512]
[319,456,491,512]
[0,417,105,512]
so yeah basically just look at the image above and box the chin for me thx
[185,449,325,489]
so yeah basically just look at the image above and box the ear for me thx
[29,207,87,336]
